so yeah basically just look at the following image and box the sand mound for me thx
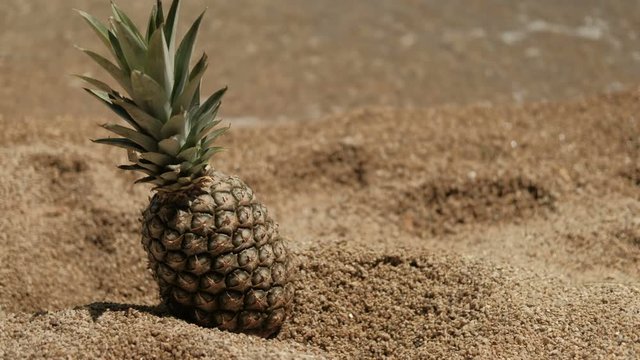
[1,305,321,359]
[284,247,639,359]
[1,90,640,358]
[2,247,637,359]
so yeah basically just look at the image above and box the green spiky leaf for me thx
[84,89,136,126]
[200,146,224,161]
[161,113,187,138]
[102,123,158,151]
[107,30,131,77]
[75,75,114,93]
[93,137,145,152]
[158,136,182,156]
[111,18,147,71]
[176,146,197,161]
[78,1,231,190]
[172,11,205,103]
[114,99,164,139]
[196,120,224,143]
[190,83,201,109]
[174,53,207,112]
[141,151,174,166]
[134,176,165,185]
[75,10,112,52]
[131,70,170,121]
[155,0,165,28]
[137,160,161,173]
[111,2,145,44]
[182,117,219,149]
[146,28,173,96]
[159,169,180,181]
[164,0,181,54]
[193,86,227,124]
[145,4,158,42]
[189,162,208,175]
[202,125,230,147]
[80,48,131,93]
[118,164,156,176]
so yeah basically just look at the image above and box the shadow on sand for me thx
[74,302,169,322]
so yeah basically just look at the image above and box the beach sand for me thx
[1,1,639,359]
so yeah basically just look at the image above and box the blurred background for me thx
[1,0,640,121]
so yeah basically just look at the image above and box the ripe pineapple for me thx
[76,0,294,337]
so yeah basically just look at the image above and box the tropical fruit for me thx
[76,0,295,337]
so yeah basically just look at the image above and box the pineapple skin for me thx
[141,170,295,337]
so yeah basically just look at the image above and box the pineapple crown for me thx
[76,0,228,192]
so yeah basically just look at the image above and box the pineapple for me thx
[76,0,295,337]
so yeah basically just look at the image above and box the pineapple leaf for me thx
[172,10,205,103]
[176,146,198,161]
[177,176,193,184]
[141,151,174,166]
[199,118,222,132]
[197,121,226,143]
[102,123,158,151]
[146,28,173,96]
[187,118,220,146]
[107,30,132,77]
[80,48,131,93]
[118,164,155,176]
[136,159,161,173]
[161,113,188,138]
[86,90,150,133]
[174,53,207,112]
[155,0,165,28]
[74,75,114,93]
[185,102,223,148]
[114,99,164,140]
[189,162,208,175]
[190,83,201,109]
[189,53,208,81]
[175,161,194,172]
[159,170,180,181]
[200,146,224,161]
[111,18,147,71]
[134,176,165,185]
[197,105,221,136]
[75,10,112,53]
[202,125,230,147]
[145,4,158,42]
[93,137,145,152]
[79,1,229,184]
[158,136,182,156]
[145,5,158,43]
[131,70,170,121]
[84,89,137,126]
[164,0,181,54]
[75,11,130,83]
[111,2,145,44]
[193,86,227,124]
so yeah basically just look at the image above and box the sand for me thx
[1,92,639,359]
[1,1,640,359]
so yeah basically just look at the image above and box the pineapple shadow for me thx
[77,302,286,338]
[77,302,169,322]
